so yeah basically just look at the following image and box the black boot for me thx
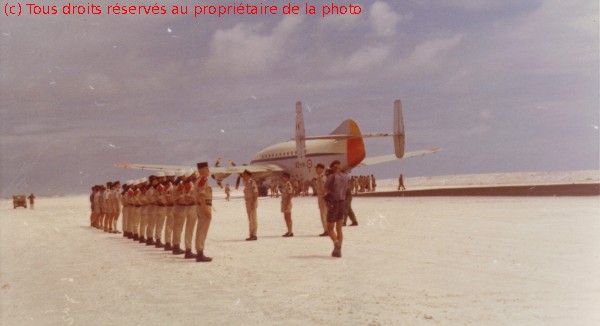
[122,232,128,238]
[155,239,165,248]
[184,249,197,259]
[132,234,139,241]
[127,232,133,239]
[146,237,155,246]
[196,250,212,262]
[164,242,173,251]
[172,245,185,255]
[139,236,146,243]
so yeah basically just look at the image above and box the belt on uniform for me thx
[157,204,165,207]
[165,204,174,207]
[135,205,141,207]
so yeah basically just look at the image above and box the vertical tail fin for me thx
[295,101,307,179]
[394,100,405,158]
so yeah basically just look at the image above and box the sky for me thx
[1,0,598,196]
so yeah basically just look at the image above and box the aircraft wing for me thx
[113,163,285,175]
[356,148,441,167]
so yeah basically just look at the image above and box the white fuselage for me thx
[250,139,348,182]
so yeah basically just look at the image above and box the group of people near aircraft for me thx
[89,159,358,259]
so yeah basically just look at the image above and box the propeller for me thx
[211,157,224,188]
[229,159,243,190]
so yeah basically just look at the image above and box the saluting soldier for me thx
[183,169,198,259]
[280,172,294,237]
[162,171,176,251]
[242,169,258,241]
[195,162,213,262]
[171,171,187,255]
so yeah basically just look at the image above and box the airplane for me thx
[114,100,440,194]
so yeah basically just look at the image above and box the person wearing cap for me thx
[195,162,213,262]
[90,186,98,227]
[111,181,122,233]
[314,163,329,237]
[324,160,349,258]
[242,169,259,241]
[121,182,131,238]
[103,182,113,232]
[280,172,294,237]
[144,176,159,246]
[162,171,177,251]
[171,171,188,255]
[130,180,141,240]
[138,178,150,243]
[183,169,198,259]
[152,172,167,248]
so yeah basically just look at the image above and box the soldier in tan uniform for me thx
[122,181,132,238]
[130,180,143,241]
[314,163,329,237]
[242,169,258,241]
[171,171,187,255]
[111,181,122,234]
[103,182,112,232]
[152,172,167,248]
[195,162,213,262]
[138,177,150,243]
[280,172,294,237]
[144,175,159,246]
[183,169,198,259]
[162,171,176,251]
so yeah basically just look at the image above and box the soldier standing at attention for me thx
[111,181,122,233]
[152,172,167,248]
[121,181,131,238]
[103,183,112,232]
[280,172,294,237]
[90,187,97,227]
[145,175,159,246]
[183,169,198,259]
[242,169,258,241]
[138,178,150,244]
[162,171,176,251]
[314,163,329,237]
[172,171,187,255]
[131,180,142,241]
[195,162,213,262]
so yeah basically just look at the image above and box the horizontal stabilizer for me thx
[356,148,441,167]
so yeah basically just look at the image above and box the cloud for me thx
[395,34,464,75]
[204,16,303,76]
[369,1,411,36]
[328,45,392,75]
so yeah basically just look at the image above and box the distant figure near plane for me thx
[398,174,405,190]
[28,193,35,209]
[224,184,231,201]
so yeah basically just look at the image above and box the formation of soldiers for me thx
[349,175,377,193]
[89,162,214,262]
[90,161,362,259]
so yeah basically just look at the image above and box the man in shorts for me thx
[324,160,349,258]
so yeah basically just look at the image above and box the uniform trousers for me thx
[154,206,167,240]
[164,206,175,244]
[245,200,257,236]
[184,205,197,250]
[172,205,185,246]
[195,205,212,252]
